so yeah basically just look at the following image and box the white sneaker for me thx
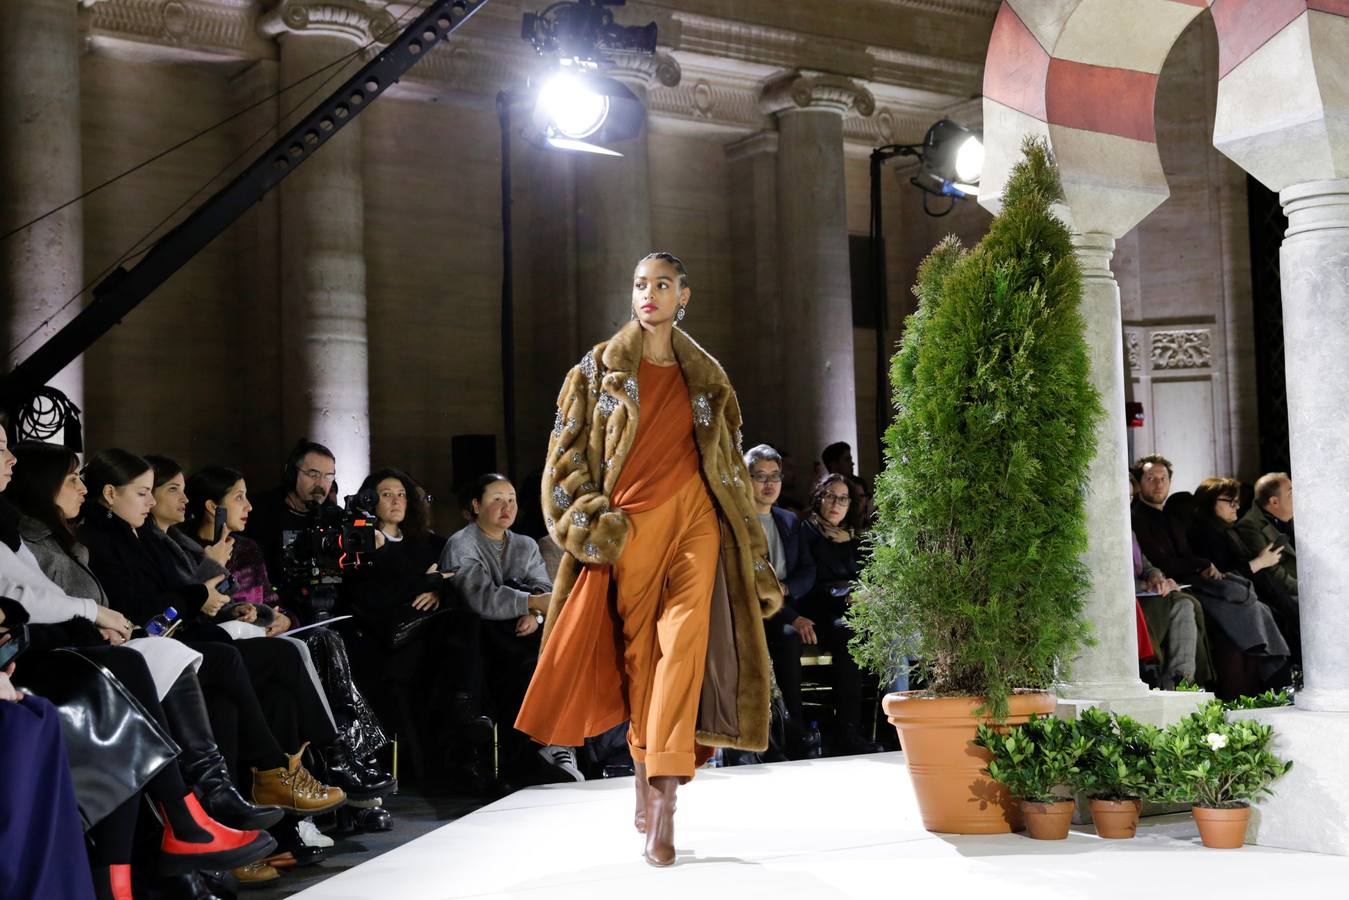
[538,745,585,782]
[297,816,334,848]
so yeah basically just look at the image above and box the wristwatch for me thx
[534,612,546,625]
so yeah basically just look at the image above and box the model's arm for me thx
[542,354,631,565]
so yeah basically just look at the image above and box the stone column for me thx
[1063,233,1150,699]
[763,72,872,467]
[0,0,86,428]
[260,1,394,488]
[573,51,680,346]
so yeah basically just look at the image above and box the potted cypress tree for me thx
[848,138,1101,834]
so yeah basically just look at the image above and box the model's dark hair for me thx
[144,454,183,490]
[639,251,688,289]
[8,441,80,550]
[360,467,431,539]
[184,466,245,534]
[83,449,153,508]
[465,473,512,519]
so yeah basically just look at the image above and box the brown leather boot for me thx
[251,743,347,814]
[634,761,648,833]
[233,860,281,887]
[643,776,678,867]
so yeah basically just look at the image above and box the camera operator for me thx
[244,439,340,591]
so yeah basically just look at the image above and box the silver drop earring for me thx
[676,305,687,323]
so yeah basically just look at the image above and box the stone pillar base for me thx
[1229,707,1349,856]
[1055,688,1212,727]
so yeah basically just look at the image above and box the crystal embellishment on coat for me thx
[552,485,572,510]
[584,542,600,560]
[624,377,639,405]
[579,352,599,394]
[552,409,563,437]
[598,393,619,418]
[692,394,712,427]
[571,510,589,528]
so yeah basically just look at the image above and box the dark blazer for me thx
[766,507,817,625]
[346,531,449,616]
[1233,504,1297,598]
[800,518,863,617]
[1131,501,1211,581]
[78,510,207,628]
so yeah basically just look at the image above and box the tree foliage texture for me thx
[848,138,1101,719]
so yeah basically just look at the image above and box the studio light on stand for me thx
[527,65,644,156]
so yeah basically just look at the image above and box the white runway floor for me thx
[294,753,1349,899]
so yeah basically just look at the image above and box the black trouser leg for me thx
[233,637,338,749]
[818,618,865,732]
[479,618,540,778]
[765,620,804,726]
[190,641,287,769]
[86,796,139,866]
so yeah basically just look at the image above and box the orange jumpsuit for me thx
[517,359,719,779]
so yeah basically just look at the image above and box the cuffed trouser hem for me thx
[643,750,695,779]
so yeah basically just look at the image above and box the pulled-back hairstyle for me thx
[360,467,431,539]
[465,473,512,520]
[8,441,81,549]
[184,466,245,535]
[144,455,183,490]
[83,449,153,509]
[639,251,688,289]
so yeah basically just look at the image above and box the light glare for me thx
[538,72,609,139]
[954,136,984,183]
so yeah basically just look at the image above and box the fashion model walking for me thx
[517,252,782,866]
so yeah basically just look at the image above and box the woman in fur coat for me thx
[516,252,782,866]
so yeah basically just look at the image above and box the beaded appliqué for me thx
[753,557,768,572]
[552,409,563,438]
[597,393,619,419]
[692,394,713,427]
[623,377,639,405]
[571,510,589,528]
[552,485,572,510]
[571,451,585,468]
[578,481,597,494]
[584,542,600,560]
[565,416,579,433]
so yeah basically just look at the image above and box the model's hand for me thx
[792,616,817,645]
[515,614,539,637]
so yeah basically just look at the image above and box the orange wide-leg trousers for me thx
[614,473,720,779]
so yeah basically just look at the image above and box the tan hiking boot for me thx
[251,743,347,814]
[233,860,281,888]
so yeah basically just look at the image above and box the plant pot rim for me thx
[1193,802,1252,811]
[1088,796,1143,805]
[1020,798,1074,808]
[882,690,1057,719]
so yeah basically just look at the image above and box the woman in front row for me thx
[516,252,782,866]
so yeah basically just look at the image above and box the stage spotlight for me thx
[527,66,644,155]
[917,118,983,199]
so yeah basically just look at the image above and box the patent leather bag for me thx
[35,648,181,830]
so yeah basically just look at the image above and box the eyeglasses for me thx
[299,468,337,484]
[1219,497,1240,508]
[750,474,783,484]
[822,494,851,505]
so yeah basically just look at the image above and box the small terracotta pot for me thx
[1192,804,1251,849]
[1019,799,1074,840]
[1089,798,1141,839]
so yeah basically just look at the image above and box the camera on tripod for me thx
[281,490,380,584]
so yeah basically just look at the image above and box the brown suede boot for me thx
[251,743,347,814]
[634,761,649,834]
[643,776,678,867]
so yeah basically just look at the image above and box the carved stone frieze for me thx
[85,0,267,56]
[607,50,682,92]
[1125,330,1142,372]
[1150,329,1212,370]
[259,0,397,46]
[761,71,875,118]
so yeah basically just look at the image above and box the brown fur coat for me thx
[540,320,783,751]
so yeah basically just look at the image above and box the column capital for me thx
[259,0,396,46]
[760,70,875,118]
[606,50,682,95]
[1280,179,1349,239]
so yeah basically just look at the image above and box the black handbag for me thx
[362,602,452,650]
[24,648,181,830]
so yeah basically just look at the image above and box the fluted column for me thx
[0,0,86,428]
[763,72,872,468]
[573,51,680,346]
[260,0,393,486]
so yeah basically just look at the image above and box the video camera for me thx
[281,489,380,586]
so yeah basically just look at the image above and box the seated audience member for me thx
[242,439,337,604]
[439,473,582,784]
[799,475,883,755]
[1128,473,1210,689]
[744,444,818,755]
[1189,477,1301,666]
[821,441,874,529]
[1131,455,1288,698]
[1234,472,1297,599]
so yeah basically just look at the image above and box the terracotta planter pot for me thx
[883,691,1057,834]
[1019,799,1075,840]
[1088,798,1141,839]
[1192,804,1251,849]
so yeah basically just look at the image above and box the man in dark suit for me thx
[1234,472,1297,598]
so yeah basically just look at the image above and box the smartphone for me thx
[213,509,228,544]
[0,625,29,668]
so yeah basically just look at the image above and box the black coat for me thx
[800,519,863,620]
[345,531,448,616]
[78,510,207,628]
[766,507,817,625]
[1131,501,1211,581]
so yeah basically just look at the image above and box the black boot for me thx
[161,671,285,832]
[319,741,397,800]
[154,871,227,900]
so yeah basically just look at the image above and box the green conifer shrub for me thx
[848,138,1101,719]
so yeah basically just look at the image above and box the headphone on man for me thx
[282,438,335,491]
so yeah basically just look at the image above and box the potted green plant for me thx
[847,138,1101,834]
[974,715,1090,839]
[1074,708,1160,839]
[1153,701,1293,848]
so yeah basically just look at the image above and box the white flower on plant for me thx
[1205,732,1228,751]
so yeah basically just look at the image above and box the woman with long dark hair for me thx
[515,252,782,865]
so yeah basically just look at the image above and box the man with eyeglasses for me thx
[744,444,819,758]
[245,439,341,585]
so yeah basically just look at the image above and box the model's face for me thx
[475,482,517,530]
[375,478,407,527]
[819,482,851,527]
[1214,494,1240,524]
[293,452,335,505]
[153,473,188,525]
[1267,479,1294,522]
[215,479,252,533]
[105,470,156,528]
[631,258,689,328]
[55,468,87,521]
[1137,464,1170,505]
[749,460,782,508]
